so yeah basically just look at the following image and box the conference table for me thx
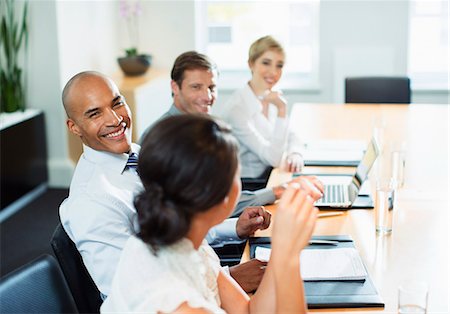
[242,103,449,313]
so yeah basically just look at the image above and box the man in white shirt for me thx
[59,71,273,297]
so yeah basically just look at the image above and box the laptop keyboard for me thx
[317,184,346,205]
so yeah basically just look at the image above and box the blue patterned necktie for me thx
[125,152,138,171]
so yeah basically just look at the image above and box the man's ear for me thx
[170,80,180,97]
[67,119,82,137]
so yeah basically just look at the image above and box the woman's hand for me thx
[271,183,318,260]
[291,176,324,201]
[284,153,304,173]
[272,176,324,201]
[260,90,287,118]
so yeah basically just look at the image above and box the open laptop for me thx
[314,137,380,208]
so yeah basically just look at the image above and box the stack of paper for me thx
[255,246,367,281]
[302,140,367,166]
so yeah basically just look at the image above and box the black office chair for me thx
[50,224,103,313]
[213,242,247,267]
[345,76,411,104]
[241,166,273,191]
[0,254,79,313]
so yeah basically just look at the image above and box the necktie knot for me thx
[125,152,138,171]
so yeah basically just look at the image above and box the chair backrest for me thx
[50,224,103,313]
[345,76,411,104]
[0,254,79,313]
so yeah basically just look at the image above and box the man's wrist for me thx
[236,223,246,239]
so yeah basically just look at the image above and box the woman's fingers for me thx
[294,195,318,248]
[277,182,301,210]
[305,176,324,194]
[286,153,304,173]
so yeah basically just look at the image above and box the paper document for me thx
[255,246,271,261]
[303,140,366,164]
[303,150,364,162]
[304,140,367,151]
[255,246,367,281]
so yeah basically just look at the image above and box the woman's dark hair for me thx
[135,114,239,252]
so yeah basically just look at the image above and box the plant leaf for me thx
[0,0,28,113]
[16,1,28,51]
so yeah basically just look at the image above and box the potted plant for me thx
[0,0,28,113]
[117,0,152,76]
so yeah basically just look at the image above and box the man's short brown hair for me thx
[171,51,218,88]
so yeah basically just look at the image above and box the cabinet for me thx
[0,110,48,210]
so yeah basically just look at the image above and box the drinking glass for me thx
[398,281,428,313]
[391,141,406,189]
[375,180,394,234]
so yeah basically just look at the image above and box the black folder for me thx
[249,235,384,309]
[304,159,360,167]
[319,194,374,210]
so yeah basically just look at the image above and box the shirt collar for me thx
[82,143,141,175]
[167,103,183,116]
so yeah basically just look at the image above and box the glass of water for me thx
[398,281,428,313]
[391,141,406,189]
[375,179,395,235]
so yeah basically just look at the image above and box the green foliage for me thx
[0,0,28,113]
[125,47,138,57]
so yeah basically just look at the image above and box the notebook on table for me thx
[303,140,367,167]
[249,236,384,309]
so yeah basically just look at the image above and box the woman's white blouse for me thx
[101,236,225,313]
[218,84,302,178]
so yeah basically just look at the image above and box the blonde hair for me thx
[248,35,285,65]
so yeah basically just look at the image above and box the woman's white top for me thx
[101,236,225,313]
[218,83,302,178]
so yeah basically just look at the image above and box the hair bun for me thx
[146,182,164,202]
[135,183,190,252]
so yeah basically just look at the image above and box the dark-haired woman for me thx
[101,114,317,313]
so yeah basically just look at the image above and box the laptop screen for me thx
[353,138,380,188]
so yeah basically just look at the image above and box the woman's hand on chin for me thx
[261,90,287,117]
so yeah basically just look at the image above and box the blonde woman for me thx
[219,36,303,190]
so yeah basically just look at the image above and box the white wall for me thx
[56,1,120,83]
[320,0,409,103]
[27,0,121,187]
[25,0,448,188]
[138,1,197,69]
[27,1,71,188]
